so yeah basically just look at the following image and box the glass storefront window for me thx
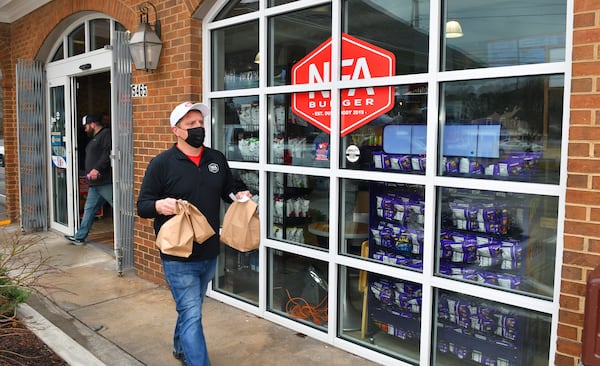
[433,289,551,365]
[341,179,425,272]
[341,84,427,173]
[208,1,568,364]
[436,187,557,299]
[268,93,331,167]
[269,250,328,330]
[50,86,68,225]
[338,179,369,257]
[343,0,429,75]
[442,0,566,71]
[50,19,125,63]
[90,19,110,51]
[68,24,85,57]
[340,266,421,364]
[211,21,259,91]
[214,0,258,21]
[51,44,64,62]
[115,21,126,33]
[215,169,259,304]
[212,96,260,162]
[439,75,563,184]
[268,5,332,86]
[268,172,329,250]
[269,0,297,6]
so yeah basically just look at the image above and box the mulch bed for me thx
[0,320,68,365]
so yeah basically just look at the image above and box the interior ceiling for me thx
[0,0,51,23]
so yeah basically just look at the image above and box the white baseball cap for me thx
[169,102,210,127]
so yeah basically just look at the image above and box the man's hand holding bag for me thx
[221,197,260,252]
[156,200,215,257]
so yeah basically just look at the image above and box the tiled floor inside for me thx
[86,205,113,249]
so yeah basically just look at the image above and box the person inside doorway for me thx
[65,114,113,245]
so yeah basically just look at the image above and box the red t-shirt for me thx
[179,145,204,166]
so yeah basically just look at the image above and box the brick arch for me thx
[3,1,138,221]
[11,2,136,63]
[72,0,137,29]
[33,8,138,63]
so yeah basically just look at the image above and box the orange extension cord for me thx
[279,287,328,325]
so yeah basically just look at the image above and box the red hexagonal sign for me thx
[291,33,396,136]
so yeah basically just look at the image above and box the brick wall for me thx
[2,0,206,285]
[3,1,600,364]
[130,1,204,285]
[0,21,17,221]
[2,0,138,221]
[0,22,8,134]
[560,2,600,365]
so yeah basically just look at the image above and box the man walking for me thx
[65,114,112,245]
[137,102,250,366]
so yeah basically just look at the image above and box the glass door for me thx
[48,76,77,233]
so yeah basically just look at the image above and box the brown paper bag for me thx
[221,199,260,252]
[156,200,215,257]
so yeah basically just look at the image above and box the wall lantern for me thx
[129,2,162,71]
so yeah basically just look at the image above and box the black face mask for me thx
[185,126,205,148]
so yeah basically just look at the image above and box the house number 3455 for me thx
[131,84,148,97]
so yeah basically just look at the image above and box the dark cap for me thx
[82,115,100,126]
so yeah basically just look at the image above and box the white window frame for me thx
[201,1,574,365]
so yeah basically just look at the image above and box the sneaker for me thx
[173,351,187,365]
[64,235,85,245]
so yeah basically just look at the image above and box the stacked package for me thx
[438,197,525,290]
[443,151,542,178]
[369,277,422,341]
[449,201,509,235]
[439,233,523,290]
[372,151,426,173]
[369,186,425,270]
[437,293,522,366]
[238,137,259,161]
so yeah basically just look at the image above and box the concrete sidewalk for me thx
[16,228,378,366]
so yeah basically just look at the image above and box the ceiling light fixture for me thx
[445,20,464,38]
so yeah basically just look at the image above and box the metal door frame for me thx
[111,31,134,274]
[16,59,48,232]
[46,75,76,233]
[44,42,135,274]
[46,52,112,234]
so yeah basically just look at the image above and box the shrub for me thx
[0,266,29,317]
[0,227,53,322]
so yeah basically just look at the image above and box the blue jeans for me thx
[75,183,113,240]
[163,257,217,366]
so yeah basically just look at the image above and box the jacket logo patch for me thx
[208,163,219,173]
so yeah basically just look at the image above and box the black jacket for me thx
[137,145,246,261]
[85,127,112,186]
